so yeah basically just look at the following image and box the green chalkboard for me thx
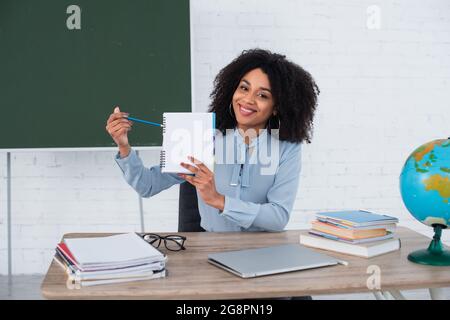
[0,0,191,149]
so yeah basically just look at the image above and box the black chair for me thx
[178,182,205,232]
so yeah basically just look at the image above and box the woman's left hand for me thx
[178,156,225,211]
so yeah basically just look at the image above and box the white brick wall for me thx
[1,0,450,274]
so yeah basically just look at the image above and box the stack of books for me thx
[54,233,166,289]
[300,210,401,258]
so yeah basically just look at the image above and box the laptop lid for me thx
[207,244,345,278]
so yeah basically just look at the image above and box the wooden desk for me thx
[41,227,450,299]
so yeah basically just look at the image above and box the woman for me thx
[106,49,319,232]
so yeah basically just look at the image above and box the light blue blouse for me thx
[115,129,302,232]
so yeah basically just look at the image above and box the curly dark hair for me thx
[208,49,319,143]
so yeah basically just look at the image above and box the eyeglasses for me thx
[141,233,186,251]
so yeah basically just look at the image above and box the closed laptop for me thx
[208,243,346,278]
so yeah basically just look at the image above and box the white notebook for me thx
[160,112,215,173]
[299,233,401,258]
[63,233,164,267]
[66,270,166,289]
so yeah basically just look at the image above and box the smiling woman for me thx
[108,48,319,233]
[209,49,319,143]
[232,68,275,134]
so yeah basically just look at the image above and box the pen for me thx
[125,116,163,128]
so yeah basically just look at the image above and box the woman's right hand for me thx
[106,106,133,157]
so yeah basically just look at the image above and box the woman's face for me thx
[231,68,275,132]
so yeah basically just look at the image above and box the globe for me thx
[400,137,450,265]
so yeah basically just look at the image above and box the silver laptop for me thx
[208,244,346,278]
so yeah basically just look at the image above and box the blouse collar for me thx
[229,128,269,188]
[233,128,268,149]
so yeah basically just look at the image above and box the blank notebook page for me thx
[64,233,163,265]
[160,112,215,173]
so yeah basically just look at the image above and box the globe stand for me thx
[408,224,450,266]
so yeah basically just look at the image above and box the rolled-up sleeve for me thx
[221,143,301,232]
[115,149,184,198]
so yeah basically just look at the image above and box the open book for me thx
[160,112,215,173]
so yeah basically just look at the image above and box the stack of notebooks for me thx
[300,210,401,258]
[54,233,166,289]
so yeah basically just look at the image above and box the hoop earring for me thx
[267,114,281,132]
[229,103,235,118]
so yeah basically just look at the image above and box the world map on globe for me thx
[400,138,450,227]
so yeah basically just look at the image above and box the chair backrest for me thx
[178,182,205,232]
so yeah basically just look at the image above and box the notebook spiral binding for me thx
[160,115,166,169]
[160,150,166,169]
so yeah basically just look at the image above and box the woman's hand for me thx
[106,106,133,157]
[178,156,225,211]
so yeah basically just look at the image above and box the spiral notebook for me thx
[160,112,215,173]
